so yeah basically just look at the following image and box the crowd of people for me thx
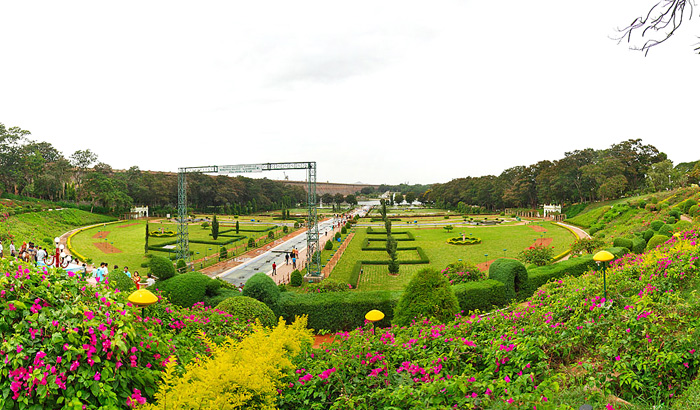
[91,262,156,288]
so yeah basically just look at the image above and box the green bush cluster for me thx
[215,296,276,327]
[149,255,176,281]
[324,240,333,250]
[393,268,459,326]
[302,278,351,293]
[157,272,222,308]
[290,270,303,287]
[243,272,281,316]
[612,237,633,250]
[107,270,136,292]
[452,280,506,314]
[441,260,485,285]
[647,234,670,250]
[650,220,665,231]
[488,259,528,301]
[446,236,481,245]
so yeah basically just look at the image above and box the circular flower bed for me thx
[150,230,176,237]
[446,236,481,245]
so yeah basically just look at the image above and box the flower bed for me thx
[446,236,481,245]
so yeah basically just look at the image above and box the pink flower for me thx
[606,405,615,410]
[94,372,101,381]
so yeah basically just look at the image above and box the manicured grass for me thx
[3,209,116,248]
[330,222,575,291]
[70,220,281,270]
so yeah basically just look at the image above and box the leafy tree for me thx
[70,149,98,199]
[333,193,345,207]
[321,193,333,206]
[212,215,219,240]
[235,220,240,234]
[404,191,417,205]
[345,194,358,206]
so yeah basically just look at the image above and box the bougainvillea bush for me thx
[276,230,700,409]
[0,260,254,409]
[441,260,486,285]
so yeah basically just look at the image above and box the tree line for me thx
[421,139,700,211]
[0,123,307,215]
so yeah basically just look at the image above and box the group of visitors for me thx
[0,240,52,264]
[92,263,156,288]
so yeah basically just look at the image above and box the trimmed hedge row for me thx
[488,259,528,301]
[361,238,418,251]
[279,290,401,331]
[452,280,507,313]
[366,227,415,239]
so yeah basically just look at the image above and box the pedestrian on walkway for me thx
[285,253,289,265]
[292,256,296,269]
[272,262,277,276]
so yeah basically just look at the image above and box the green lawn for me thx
[329,222,575,291]
[70,220,282,270]
[2,209,115,248]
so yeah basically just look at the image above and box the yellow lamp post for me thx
[365,309,385,323]
[128,288,158,315]
[593,250,615,301]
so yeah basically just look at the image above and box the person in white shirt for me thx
[9,241,15,257]
[146,273,156,287]
[36,247,47,265]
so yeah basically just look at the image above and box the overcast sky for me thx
[1,1,698,185]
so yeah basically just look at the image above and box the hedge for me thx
[157,272,221,308]
[522,255,597,298]
[488,259,528,301]
[647,234,670,250]
[279,290,401,332]
[631,237,647,254]
[612,237,633,250]
[361,238,418,251]
[650,220,664,231]
[243,273,281,316]
[452,280,507,314]
[393,268,459,327]
[216,296,276,328]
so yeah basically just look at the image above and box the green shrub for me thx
[658,223,674,237]
[334,232,341,240]
[279,290,399,331]
[243,272,281,316]
[215,296,276,327]
[341,226,347,234]
[247,237,256,248]
[518,244,553,267]
[203,288,239,308]
[303,279,351,293]
[643,229,655,242]
[612,237,633,250]
[646,234,670,250]
[689,204,700,217]
[294,221,300,228]
[631,237,647,254]
[523,256,597,298]
[219,246,228,260]
[283,225,289,233]
[140,261,149,268]
[267,230,274,240]
[650,220,664,231]
[488,259,528,301]
[158,272,218,308]
[675,220,693,232]
[149,255,176,281]
[176,258,187,273]
[452,280,507,314]
[107,270,135,292]
[667,216,678,224]
[324,240,333,250]
[393,267,459,327]
[669,209,681,219]
[290,270,303,287]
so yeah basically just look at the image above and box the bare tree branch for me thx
[614,0,697,55]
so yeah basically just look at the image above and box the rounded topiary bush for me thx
[643,229,655,242]
[612,237,634,250]
[650,220,665,231]
[669,209,681,219]
[149,255,176,281]
[176,258,187,273]
[674,220,693,232]
[247,237,256,248]
[631,237,647,254]
[657,223,674,237]
[215,296,276,327]
[158,272,218,308]
[324,240,333,250]
[393,267,459,327]
[341,226,347,235]
[489,259,528,301]
[646,234,670,251]
[107,270,135,292]
[689,204,700,217]
[242,272,281,316]
[290,270,303,287]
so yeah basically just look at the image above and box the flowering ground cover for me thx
[278,230,700,409]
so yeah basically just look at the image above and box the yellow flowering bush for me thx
[139,317,312,409]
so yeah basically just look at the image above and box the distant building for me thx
[543,204,561,217]
[127,206,149,219]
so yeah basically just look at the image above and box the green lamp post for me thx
[593,250,615,301]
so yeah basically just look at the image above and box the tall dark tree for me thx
[212,215,219,240]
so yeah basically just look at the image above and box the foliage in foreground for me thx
[139,318,312,409]
[278,230,700,409]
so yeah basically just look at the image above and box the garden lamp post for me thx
[128,288,158,316]
[45,237,71,268]
[593,250,614,301]
[365,309,384,324]
[484,254,488,264]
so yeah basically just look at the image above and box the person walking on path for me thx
[292,256,296,269]
[285,253,289,265]
[272,262,277,276]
